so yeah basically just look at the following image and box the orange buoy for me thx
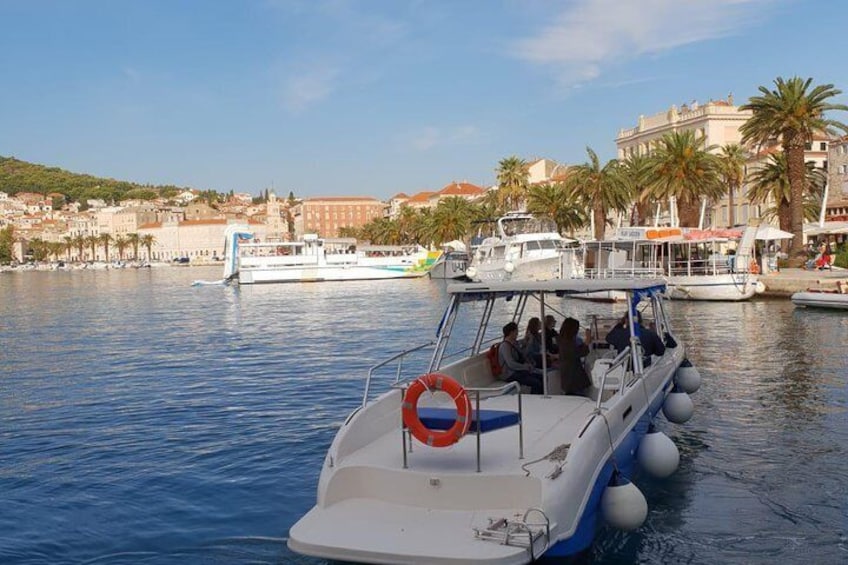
[402,373,471,447]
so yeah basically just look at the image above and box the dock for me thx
[759,267,848,296]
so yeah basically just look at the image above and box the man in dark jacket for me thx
[605,311,665,366]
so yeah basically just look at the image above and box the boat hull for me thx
[791,291,848,310]
[238,265,427,284]
[666,274,758,301]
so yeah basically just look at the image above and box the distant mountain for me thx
[0,155,189,203]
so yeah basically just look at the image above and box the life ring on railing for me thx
[749,259,760,274]
[402,373,471,447]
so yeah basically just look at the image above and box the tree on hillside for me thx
[0,226,14,264]
[496,156,529,211]
[740,76,848,261]
[643,131,723,227]
[565,147,630,240]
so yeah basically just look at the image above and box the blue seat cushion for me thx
[415,407,520,433]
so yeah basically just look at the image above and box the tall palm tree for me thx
[619,153,652,226]
[72,235,86,262]
[114,236,129,261]
[717,144,748,228]
[126,233,140,260]
[747,153,827,231]
[740,76,848,260]
[525,182,586,236]
[565,147,631,240]
[85,235,99,261]
[496,156,529,212]
[643,130,723,227]
[98,233,113,262]
[62,235,73,261]
[140,234,156,261]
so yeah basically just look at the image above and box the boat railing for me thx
[361,341,436,407]
[593,346,633,410]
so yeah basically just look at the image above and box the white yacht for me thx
[465,213,581,282]
[222,225,437,284]
[288,277,700,563]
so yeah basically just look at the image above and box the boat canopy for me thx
[446,278,667,300]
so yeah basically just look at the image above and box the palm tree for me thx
[619,153,652,226]
[72,235,86,262]
[114,236,129,261]
[565,147,631,240]
[126,233,140,260]
[428,197,473,246]
[740,76,848,260]
[747,153,827,231]
[98,233,113,262]
[717,144,748,228]
[525,182,586,236]
[496,156,529,212]
[86,235,99,261]
[62,235,73,261]
[140,234,156,261]
[643,130,723,227]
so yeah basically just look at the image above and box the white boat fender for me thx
[663,390,694,424]
[465,266,477,279]
[637,426,680,478]
[601,473,648,531]
[504,261,515,273]
[675,361,701,394]
[755,280,766,294]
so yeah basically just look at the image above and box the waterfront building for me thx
[292,196,385,238]
[137,219,267,262]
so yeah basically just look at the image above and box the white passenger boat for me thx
[222,225,438,284]
[581,224,761,301]
[288,278,701,563]
[791,284,848,309]
[465,213,582,283]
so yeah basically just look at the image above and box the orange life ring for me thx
[402,373,471,447]
[749,259,760,274]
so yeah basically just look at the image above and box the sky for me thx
[2,0,847,200]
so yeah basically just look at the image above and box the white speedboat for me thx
[428,250,470,280]
[288,278,700,564]
[222,225,437,284]
[465,213,581,282]
[791,285,848,309]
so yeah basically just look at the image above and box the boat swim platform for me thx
[759,267,848,296]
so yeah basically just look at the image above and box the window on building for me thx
[820,142,827,151]
[805,142,812,150]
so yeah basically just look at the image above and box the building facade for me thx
[293,197,385,238]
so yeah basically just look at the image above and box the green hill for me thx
[0,155,189,203]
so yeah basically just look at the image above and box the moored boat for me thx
[222,225,439,284]
[791,283,848,309]
[288,277,700,564]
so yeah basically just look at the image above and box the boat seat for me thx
[416,407,520,433]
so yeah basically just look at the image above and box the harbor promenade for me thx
[759,267,848,296]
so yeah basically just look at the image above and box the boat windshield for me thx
[499,215,557,237]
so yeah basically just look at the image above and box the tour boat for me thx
[288,278,700,564]
[222,225,438,284]
[580,224,761,301]
[465,213,582,283]
[791,285,848,310]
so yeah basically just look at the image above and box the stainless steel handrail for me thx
[361,341,435,407]
[594,346,632,410]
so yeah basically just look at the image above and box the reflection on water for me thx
[1,269,846,564]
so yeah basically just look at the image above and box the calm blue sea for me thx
[1,267,846,564]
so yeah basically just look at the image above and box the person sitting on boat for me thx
[498,322,544,394]
[520,317,545,368]
[605,311,665,367]
[544,314,560,354]
[557,317,592,396]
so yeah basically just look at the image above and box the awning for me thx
[755,225,794,240]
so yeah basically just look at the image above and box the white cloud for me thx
[406,125,480,151]
[512,0,775,87]
[280,66,340,113]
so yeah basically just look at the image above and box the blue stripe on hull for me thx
[543,379,673,558]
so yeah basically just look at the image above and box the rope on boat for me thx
[520,443,570,477]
